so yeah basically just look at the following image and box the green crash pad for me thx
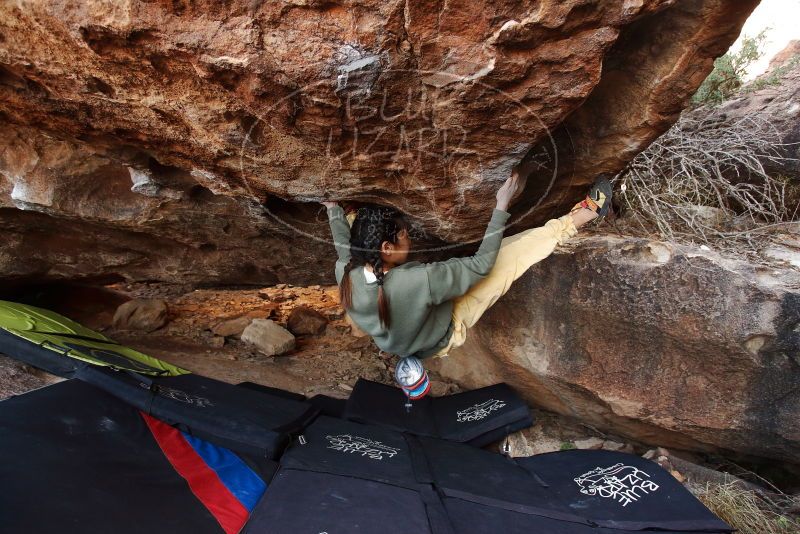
[0,300,186,376]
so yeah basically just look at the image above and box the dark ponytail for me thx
[339,258,357,311]
[372,257,391,329]
[338,206,408,329]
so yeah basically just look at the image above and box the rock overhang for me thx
[0,0,760,285]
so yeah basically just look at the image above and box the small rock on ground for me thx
[574,437,605,450]
[112,299,168,332]
[212,316,253,337]
[601,440,634,453]
[287,306,328,336]
[241,319,295,356]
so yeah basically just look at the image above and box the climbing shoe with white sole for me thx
[570,176,613,220]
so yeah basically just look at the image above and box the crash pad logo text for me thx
[325,434,400,460]
[574,463,660,507]
[456,399,506,422]
[154,385,214,408]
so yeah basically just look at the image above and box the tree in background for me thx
[692,30,769,106]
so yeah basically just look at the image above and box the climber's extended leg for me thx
[428,215,577,358]
[455,216,577,327]
[431,176,612,357]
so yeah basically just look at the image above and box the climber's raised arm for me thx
[422,171,522,305]
[323,201,352,284]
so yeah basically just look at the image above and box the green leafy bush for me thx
[693,30,769,105]
[745,54,800,93]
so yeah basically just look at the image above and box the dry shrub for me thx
[619,113,799,252]
[691,482,800,534]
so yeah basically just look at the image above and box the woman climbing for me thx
[322,170,612,400]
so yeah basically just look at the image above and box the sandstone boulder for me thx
[287,306,328,336]
[430,235,800,464]
[112,299,168,332]
[241,319,296,356]
[212,316,253,338]
[0,1,758,286]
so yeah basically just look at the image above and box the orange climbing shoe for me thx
[570,176,613,220]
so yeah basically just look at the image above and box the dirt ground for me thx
[0,282,396,398]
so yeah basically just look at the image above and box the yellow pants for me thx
[430,214,577,357]
[344,210,578,358]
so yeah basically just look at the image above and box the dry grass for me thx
[691,482,800,534]
[618,112,799,253]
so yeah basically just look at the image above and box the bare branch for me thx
[618,112,799,255]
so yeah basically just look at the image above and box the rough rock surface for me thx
[573,437,605,450]
[211,315,254,338]
[430,235,800,464]
[287,306,328,336]
[0,356,63,401]
[111,298,168,332]
[0,0,757,285]
[241,318,296,356]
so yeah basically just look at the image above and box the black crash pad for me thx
[0,379,277,534]
[513,449,733,532]
[343,378,532,446]
[422,437,732,532]
[78,366,318,457]
[244,415,730,533]
[243,468,449,534]
[244,415,450,533]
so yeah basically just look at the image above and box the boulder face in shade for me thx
[0,0,759,286]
